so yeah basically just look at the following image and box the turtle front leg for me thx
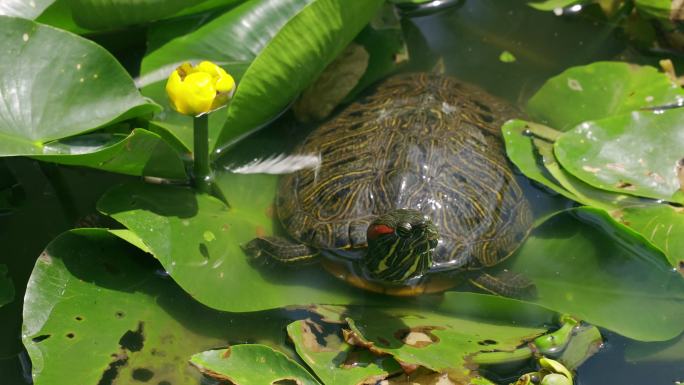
[469,270,537,299]
[242,236,320,266]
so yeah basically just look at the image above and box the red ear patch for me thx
[367,224,395,240]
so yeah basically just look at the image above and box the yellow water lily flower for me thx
[166,61,235,116]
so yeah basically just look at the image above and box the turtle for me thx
[244,72,534,297]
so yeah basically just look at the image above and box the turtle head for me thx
[364,209,439,284]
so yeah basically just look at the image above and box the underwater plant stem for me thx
[193,114,212,193]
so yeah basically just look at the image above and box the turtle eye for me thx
[396,222,412,237]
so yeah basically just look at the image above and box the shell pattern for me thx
[277,73,532,272]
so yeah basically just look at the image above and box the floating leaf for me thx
[96,178,390,312]
[287,319,402,385]
[216,0,384,150]
[508,207,684,341]
[527,62,684,131]
[0,264,14,308]
[0,16,158,157]
[344,308,545,381]
[22,229,299,385]
[190,344,321,385]
[554,109,684,203]
[31,129,186,179]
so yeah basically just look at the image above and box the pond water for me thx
[1,1,684,384]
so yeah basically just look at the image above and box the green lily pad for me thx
[96,178,387,312]
[615,204,684,269]
[191,344,321,385]
[31,129,186,179]
[287,319,402,385]
[22,229,301,385]
[344,308,545,381]
[216,0,384,150]
[554,108,684,203]
[0,16,158,157]
[0,0,54,19]
[527,62,684,131]
[69,0,206,30]
[508,207,684,342]
[0,264,14,308]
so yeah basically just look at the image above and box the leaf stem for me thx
[193,114,211,193]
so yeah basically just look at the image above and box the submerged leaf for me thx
[190,344,321,385]
[509,207,684,341]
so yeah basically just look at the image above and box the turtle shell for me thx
[277,73,532,275]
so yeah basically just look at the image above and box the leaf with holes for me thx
[343,308,545,382]
[287,319,402,385]
[190,344,322,385]
[22,229,303,385]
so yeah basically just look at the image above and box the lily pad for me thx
[216,0,384,150]
[96,178,390,312]
[527,62,684,131]
[508,207,684,341]
[614,204,684,269]
[31,129,186,179]
[0,0,54,19]
[0,16,158,157]
[191,345,321,384]
[287,319,402,385]
[22,229,301,385]
[344,308,545,382]
[0,264,13,308]
[554,108,684,203]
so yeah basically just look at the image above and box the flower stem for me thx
[193,114,211,193]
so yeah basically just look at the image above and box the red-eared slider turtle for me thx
[245,73,533,296]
